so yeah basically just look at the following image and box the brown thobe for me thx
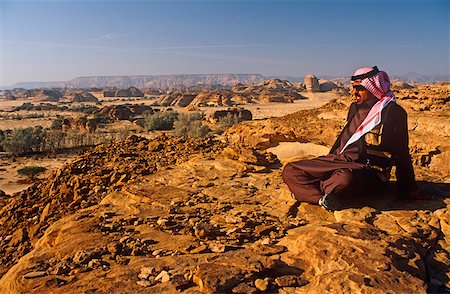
[282,97,417,204]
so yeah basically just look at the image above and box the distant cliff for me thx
[6,73,448,90]
[8,74,266,90]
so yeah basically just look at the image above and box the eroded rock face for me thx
[304,74,320,92]
[115,87,144,97]
[156,92,197,107]
[65,92,99,103]
[98,104,152,120]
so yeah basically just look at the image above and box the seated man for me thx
[282,66,423,211]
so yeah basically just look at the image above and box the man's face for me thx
[351,83,376,103]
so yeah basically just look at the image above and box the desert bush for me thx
[143,111,179,131]
[51,116,65,130]
[14,102,34,111]
[0,113,45,120]
[2,126,47,155]
[17,166,47,181]
[70,104,99,114]
[46,130,66,152]
[173,113,210,138]
[217,113,240,127]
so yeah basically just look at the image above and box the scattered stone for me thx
[107,241,122,256]
[252,243,287,256]
[40,203,51,223]
[155,270,170,283]
[193,263,243,293]
[49,262,71,275]
[102,211,116,219]
[190,245,208,254]
[23,271,47,279]
[209,242,227,253]
[275,275,308,287]
[115,256,130,265]
[140,266,155,278]
[254,278,269,291]
[73,251,92,264]
[44,277,67,287]
[9,228,28,247]
[171,274,191,290]
[232,282,258,293]
[157,218,169,227]
[137,280,152,287]
[152,249,164,257]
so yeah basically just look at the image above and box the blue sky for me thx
[0,0,448,87]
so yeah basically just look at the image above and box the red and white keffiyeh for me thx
[340,66,396,154]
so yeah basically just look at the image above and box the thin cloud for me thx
[1,40,276,51]
[98,33,121,40]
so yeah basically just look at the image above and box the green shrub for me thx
[173,113,210,138]
[51,116,65,130]
[70,105,99,114]
[2,126,47,155]
[17,166,47,181]
[217,113,240,127]
[143,111,178,131]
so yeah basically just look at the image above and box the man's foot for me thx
[291,192,297,200]
[319,194,342,211]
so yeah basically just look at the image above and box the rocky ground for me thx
[0,84,449,293]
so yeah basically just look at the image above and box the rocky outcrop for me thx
[65,92,99,103]
[0,91,17,100]
[98,104,153,120]
[304,74,320,92]
[318,79,339,92]
[225,99,347,149]
[156,92,197,107]
[190,91,234,107]
[115,87,144,98]
[0,135,448,293]
[392,80,414,89]
[32,90,63,102]
[232,78,307,103]
[142,88,163,96]
[61,116,98,133]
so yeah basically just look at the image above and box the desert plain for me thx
[0,77,449,293]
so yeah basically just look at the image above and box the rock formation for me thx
[65,92,99,103]
[61,116,98,133]
[32,89,63,102]
[115,87,144,98]
[98,104,153,121]
[318,79,339,92]
[156,92,197,107]
[190,91,234,107]
[304,74,320,92]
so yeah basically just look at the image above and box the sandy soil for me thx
[0,154,77,195]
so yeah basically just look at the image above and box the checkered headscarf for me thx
[340,66,396,153]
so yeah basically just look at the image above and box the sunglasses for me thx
[353,85,366,91]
